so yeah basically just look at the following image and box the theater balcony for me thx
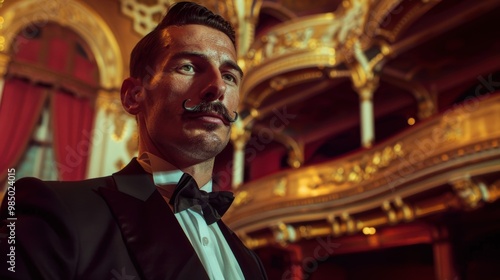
[216,0,500,279]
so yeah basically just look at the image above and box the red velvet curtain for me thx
[5,25,98,182]
[48,35,97,181]
[15,35,42,63]
[0,78,47,182]
[51,90,95,181]
[47,38,69,72]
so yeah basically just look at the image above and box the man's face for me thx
[137,24,242,167]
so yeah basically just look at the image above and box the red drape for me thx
[47,38,70,72]
[51,90,95,181]
[73,54,98,86]
[14,35,42,63]
[0,78,47,182]
[5,26,99,183]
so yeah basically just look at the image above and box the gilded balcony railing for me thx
[225,93,500,248]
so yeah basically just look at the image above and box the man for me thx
[0,2,267,279]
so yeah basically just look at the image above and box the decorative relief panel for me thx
[240,0,402,101]
[119,0,240,36]
[120,0,173,36]
[243,0,386,70]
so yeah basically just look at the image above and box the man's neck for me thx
[137,151,214,188]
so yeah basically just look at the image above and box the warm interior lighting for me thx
[407,117,416,126]
[362,227,376,235]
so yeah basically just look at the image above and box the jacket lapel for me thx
[98,159,209,280]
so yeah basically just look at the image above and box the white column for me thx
[231,119,249,189]
[232,142,245,189]
[351,40,378,148]
[359,87,374,148]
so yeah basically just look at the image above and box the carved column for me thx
[232,0,262,61]
[352,75,378,148]
[0,52,10,104]
[358,84,376,148]
[230,118,251,189]
[351,41,379,148]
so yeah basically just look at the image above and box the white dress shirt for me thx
[137,153,244,280]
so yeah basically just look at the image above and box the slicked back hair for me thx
[129,1,236,79]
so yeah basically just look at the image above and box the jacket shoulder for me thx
[16,176,112,190]
[10,176,115,220]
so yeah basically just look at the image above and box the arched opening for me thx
[0,22,98,181]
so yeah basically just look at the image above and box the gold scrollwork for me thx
[112,114,130,142]
[340,212,356,234]
[441,114,464,142]
[245,0,373,71]
[308,142,404,189]
[327,215,342,236]
[96,90,132,142]
[382,197,415,225]
[0,52,10,76]
[486,180,500,203]
[233,190,252,208]
[119,0,238,37]
[451,177,486,209]
[269,76,288,91]
[119,0,174,36]
[272,222,297,246]
[273,177,287,197]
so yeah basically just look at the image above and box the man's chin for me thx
[186,133,228,154]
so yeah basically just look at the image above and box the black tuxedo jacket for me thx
[0,159,267,280]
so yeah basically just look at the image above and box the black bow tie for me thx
[169,173,234,225]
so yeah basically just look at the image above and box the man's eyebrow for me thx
[170,51,244,79]
[226,60,244,79]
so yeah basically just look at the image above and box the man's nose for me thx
[200,69,227,102]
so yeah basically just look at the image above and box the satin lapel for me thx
[98,159,209,280]
[218,221,268,280]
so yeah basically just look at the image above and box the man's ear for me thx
[121,77,145,115]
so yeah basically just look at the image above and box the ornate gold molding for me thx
[227,0,263,60]
[0,51,10,77]
[240,0,415,110]
[117,0,261,49]
[95,90,133,142]
[1,0,123,90]
[450,177,491,210]
[119,0,173,36]
[237,176,500,249]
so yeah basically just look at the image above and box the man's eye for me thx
[223,73,236,83]
[179,65,194,72]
